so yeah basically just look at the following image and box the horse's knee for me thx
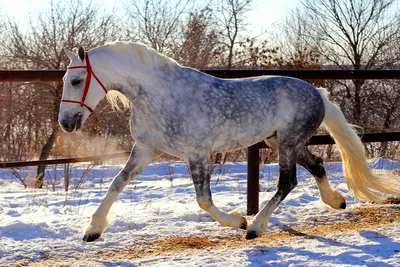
[110,180,124,192]
[197,197,213,210]
[110,173,130,193]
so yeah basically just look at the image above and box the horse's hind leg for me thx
[187,154,247,229]
[297,147,346,209]
[246,137,298,239]
[83,144,161,242]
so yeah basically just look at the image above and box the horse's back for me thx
[209,75,325,152]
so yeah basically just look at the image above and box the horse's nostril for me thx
[61,120,70,130]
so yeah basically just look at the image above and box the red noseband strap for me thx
[61,52,107,113]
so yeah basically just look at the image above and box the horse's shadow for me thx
[102,262,136,267]
[246,227,400,266]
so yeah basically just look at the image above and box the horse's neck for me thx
[91,47,214,106]
[90,48,162,95]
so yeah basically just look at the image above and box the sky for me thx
[0,0,301,36]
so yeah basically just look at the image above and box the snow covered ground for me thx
[0,159,399,266]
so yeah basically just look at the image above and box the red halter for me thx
[61,52,107,113]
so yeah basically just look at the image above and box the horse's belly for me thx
[211,126,276,152]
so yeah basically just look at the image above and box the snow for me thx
[0,158,399,266]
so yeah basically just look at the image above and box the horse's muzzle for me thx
[60,113,83,132]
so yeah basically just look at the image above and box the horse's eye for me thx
[71,79,82,86]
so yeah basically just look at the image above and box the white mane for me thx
[99,41,177,69]
[106,90,132,111]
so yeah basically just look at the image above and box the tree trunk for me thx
[35,126,59,188]
[36,84,61,188]
[228,41,234,69]
[352,79,364,124]
[352,54,363,125]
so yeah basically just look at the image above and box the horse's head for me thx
[59,46,107,132]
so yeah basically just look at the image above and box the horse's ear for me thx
[78,46,85,61]
[63,48,76,60]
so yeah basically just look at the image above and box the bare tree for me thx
[124,0,195,54]
[1,0,119,188]
[277,9,323,69]
[173,7,222,68]
[300,0,400,124]
[214,0,253,68]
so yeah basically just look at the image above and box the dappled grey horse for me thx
[59,41,400,242]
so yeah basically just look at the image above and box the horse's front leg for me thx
[187,154,247,230]
[83,144,161,242]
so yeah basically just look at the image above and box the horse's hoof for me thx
[323,189,346,210]
[245,231,259,240]
[83,233,101,242]
[240,217,248,230]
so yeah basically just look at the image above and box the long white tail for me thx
[318,88,400,203]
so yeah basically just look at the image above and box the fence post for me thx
[247,143,260,215]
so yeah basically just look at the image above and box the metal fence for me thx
[1,69,400,215]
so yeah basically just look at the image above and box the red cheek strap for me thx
[61,52,107,113]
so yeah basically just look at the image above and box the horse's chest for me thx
[130,111,166,143]
[129,111,198,156]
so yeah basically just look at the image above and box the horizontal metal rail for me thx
[204,69,400,79]
[0,69,400,82]
[1,133,399,169]
[0,152,130,168]
[260,132,400,148]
